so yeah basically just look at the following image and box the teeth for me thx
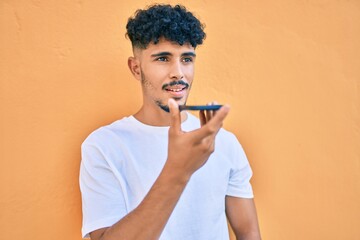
[166,87,185,92]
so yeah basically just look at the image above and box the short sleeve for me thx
[79,141,127,238]
[226,135,254,198]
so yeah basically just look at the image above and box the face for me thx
[129,38,196,112]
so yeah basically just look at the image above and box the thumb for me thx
[168,98,181,133]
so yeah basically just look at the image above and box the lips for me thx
[164,85,188,92]
[162,80,189,96]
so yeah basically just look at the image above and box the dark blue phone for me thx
[179,105,223,111]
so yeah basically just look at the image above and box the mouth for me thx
[158,80,190,113]
[162,80,189,96]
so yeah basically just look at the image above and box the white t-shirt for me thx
[80,113,253,239]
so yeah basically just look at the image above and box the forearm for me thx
[236,232,262,240]
[99,166,189,240]
[226,197,261,240]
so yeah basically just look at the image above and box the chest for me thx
[107,130,233,211]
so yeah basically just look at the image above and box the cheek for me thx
[141,77,154,90]
[141,73,163,92]
[142,65,168,82]
[184,67,195,81]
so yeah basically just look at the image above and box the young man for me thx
[80,4,261,240]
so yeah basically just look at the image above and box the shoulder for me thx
[216,126,241,150]
[215,127,250,166]
[82,116,134,147]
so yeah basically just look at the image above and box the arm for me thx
[90,99,230,240]
[226,196,261,240]
[91,164,188,240]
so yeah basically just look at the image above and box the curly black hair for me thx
[126,4,206,49]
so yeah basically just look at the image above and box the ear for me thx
[128,57,141,81]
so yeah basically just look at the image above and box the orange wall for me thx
[1,1,359,239]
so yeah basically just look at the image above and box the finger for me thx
[168,98,181,133]
[206,102,213,122]
[199,110,206,126]
[213,101,219,116]
[210,104,230,125]
[208,104,230,130]
[193,105,230,140]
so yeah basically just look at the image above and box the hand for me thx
[166,99,230,180]
[199,101,221,126]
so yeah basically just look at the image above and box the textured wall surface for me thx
[1,0,359,239]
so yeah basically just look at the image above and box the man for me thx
[80,4,261,240]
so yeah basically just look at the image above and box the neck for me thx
[133,105,188,126]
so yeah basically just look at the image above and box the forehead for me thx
[135,38,195,57]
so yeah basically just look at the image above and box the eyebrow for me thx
[151,52,196,58]
[182,52,197,57]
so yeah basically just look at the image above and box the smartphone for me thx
[179,105,223,111]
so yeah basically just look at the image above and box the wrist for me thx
[160,162,191,186]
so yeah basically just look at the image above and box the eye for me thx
[182,57,193,63]
[156,57,168,62]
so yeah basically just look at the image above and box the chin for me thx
[173,97,187,105]
[159,105,170,113]
[155,96,188,113]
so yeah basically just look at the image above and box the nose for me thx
[169,61,184,80]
